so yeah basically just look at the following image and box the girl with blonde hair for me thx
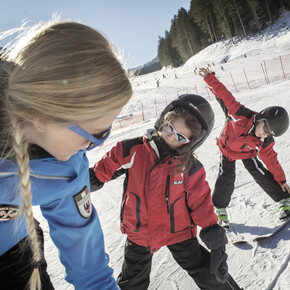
[0,20,132,290]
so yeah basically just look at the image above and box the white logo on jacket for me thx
[174,180,183,185]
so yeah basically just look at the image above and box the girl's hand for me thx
[281,182,290,193]
[198,67,211,79]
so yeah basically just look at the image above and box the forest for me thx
[157,0,290,68]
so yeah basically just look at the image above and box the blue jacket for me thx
[0,150,118,289]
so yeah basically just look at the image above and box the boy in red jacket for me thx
[90,95,242,289]
[199,67,290,227]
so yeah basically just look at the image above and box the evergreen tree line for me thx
[158,0,290,68]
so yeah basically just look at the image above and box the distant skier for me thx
[199,67,290,227]
[91,95,242,289]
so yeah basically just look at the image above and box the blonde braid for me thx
[11,117,42,290]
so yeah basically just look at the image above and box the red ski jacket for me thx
[93,136,217,253]
[204,73,286,185]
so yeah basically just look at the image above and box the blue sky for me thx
[1,0,190,68]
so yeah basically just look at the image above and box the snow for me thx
[34,11,290,290]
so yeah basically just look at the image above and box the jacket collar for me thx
[143,132,179,162]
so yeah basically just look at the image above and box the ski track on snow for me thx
[264,252,290,290]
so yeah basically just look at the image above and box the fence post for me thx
[205,85,210,99]
[279,56,286,79]
[141,103,145,121]
[243,68,250,90]
[154,99,157,117]
[230,72,238,93]
[195,84,198,94]
[165,95,167,106]
[263,60,270,83]
[260,63,268,84]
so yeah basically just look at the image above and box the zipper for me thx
[0,171,69,180]
[165,175,170,214]
[222,135,229,148]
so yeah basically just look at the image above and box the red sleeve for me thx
[93,141,126,182]
[184,166,218,229]
[204,73,244,119]
[258,142,286,185]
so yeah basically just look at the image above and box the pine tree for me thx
[228,0,252,40]
[158,31,182,68]
[190,0,219,44]
[247,0,264,33]
[170,8,203,62]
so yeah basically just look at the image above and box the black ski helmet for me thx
[154,94,215,152]
[255,106,289,137]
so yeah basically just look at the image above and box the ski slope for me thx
[34,11,290,290]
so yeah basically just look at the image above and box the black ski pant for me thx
[0,219,54,290]
[117,237,242,290]
[212,154,289,208]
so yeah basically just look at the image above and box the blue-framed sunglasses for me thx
[68,125,111,151]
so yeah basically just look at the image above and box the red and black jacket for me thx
[204,73,286,185]
[93,136,217,253]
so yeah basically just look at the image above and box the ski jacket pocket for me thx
[169,195,192,233]
[121,191,141,232]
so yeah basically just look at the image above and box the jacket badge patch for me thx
[0,204,23,221]
[73,186,92,218]
[174,180,183,185]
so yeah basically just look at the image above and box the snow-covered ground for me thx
[34,10,290,290]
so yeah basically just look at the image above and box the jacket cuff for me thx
[199,224,228,250]
[89,168,104,191]
[278,180,286,186]
[204,72,215,83]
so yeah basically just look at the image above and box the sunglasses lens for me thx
[176,133,187,143]
[95,128,110,140]
[164,122,174,133]
[263,121,273,137]
[87,142,96,150]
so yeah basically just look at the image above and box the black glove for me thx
[200,224,229,284]
[89,168,104,192]
[210,246,228,283]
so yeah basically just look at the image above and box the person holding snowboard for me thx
[90,95,242,290]
[199,67,290,227]
[0,21,132,290]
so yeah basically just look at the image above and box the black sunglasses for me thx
[263,120,274,137]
